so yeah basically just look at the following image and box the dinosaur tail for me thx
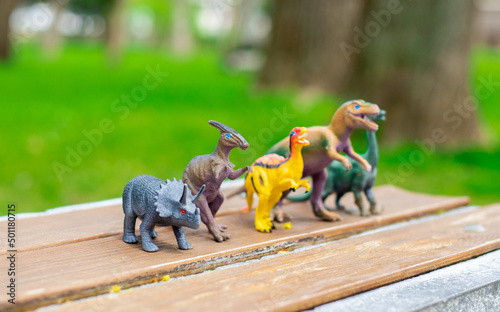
[286,191,312,202]
[122,182,133,214]
[226,185,247,198]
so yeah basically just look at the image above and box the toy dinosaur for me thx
[288,110,386,216]
[122,174,205,252]
[267,100,380,222]
[244,127,311,233]
[183,120,251,242]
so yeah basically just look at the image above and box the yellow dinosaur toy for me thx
[244,127,311,233]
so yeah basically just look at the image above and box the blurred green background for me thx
[1,0,499,214]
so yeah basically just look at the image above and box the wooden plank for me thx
[313,249,500,312]
[0,185,468,253]
[0,187,247,253]
[0,186,468,311]
[37,204,500,312]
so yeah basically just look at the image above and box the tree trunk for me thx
[43,0,67,59]
[258,0,364,92]
[170,0,194,55]
[0,0,18,61]
[106,0,127,64]
[223,0,260,52]
[259,0,482,144]
[344,0,481,144]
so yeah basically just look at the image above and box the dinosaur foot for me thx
[255,217,274,233]
[270,207,292,223]
[150,229,158,238]
[322,203,337,212]
[355,198,370,217]
[142,241,159,252]
[335,203,346,211]
[177,241,193,250]
[312,203,341,222]
[217,224,228,232]
[370,203,384,215]
[360,209,370,217]
[342,206,368,216]
[123,234,139,244]
[209,226,231,242]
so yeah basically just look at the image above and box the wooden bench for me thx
[2,184,499,312]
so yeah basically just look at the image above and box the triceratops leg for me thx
[150,229,158,239]
[173,226,192,250]
[123,213,139,244]
[139,215,159,252]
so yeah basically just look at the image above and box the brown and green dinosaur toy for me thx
[267,100,380,222]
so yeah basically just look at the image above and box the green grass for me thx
[1,43,499,214]
[0,42,337,212]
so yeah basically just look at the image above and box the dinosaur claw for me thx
[312,202,342,222]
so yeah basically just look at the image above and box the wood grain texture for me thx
[0,187,247,253]
[0,185,468,253]
[0,186,468,311]
[38,204,500,312]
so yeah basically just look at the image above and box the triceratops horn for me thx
[180,184,188,205]
[192,184,206,203]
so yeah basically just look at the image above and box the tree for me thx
[43,0,68,59]
[344,0,481,143]
[0,0,19,61]
[259,0,364,93]
[170,0,194,55]
[106,0,127,63]
[259,0,482,144]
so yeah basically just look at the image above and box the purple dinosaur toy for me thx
[183,120,251,242]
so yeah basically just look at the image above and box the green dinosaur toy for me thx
[266,100,381,222]
[288,110,386,216]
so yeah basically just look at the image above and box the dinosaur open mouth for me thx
[297,132,309,144]
[351,112,379,131]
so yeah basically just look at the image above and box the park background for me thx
[1,0,499,214]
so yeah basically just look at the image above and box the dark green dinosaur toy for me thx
[288,110,386,216]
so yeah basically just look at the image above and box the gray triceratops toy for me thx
[122,174,205,252]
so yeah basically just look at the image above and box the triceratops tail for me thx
[122,182,133,215]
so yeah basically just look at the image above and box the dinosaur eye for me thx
[180,209,186,215]
[355,104,360,109]
[226,133,231,139]
[291,131,295,136]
